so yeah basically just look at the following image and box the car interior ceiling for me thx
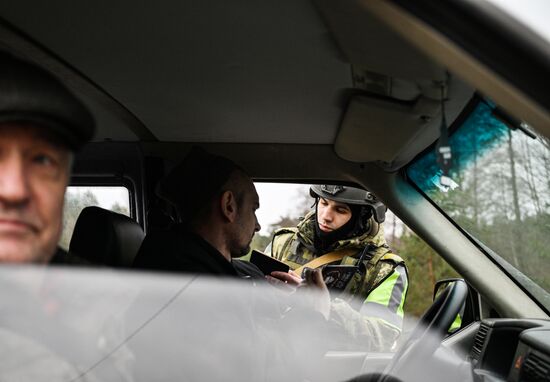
[0,0,491,150]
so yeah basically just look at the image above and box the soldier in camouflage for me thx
[267,185,408,351]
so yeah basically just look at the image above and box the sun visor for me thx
[334,95,440,165]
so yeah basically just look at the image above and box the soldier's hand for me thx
[297,269,331,320]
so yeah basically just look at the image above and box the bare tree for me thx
[520,135,542,215]
[507,129,522,223]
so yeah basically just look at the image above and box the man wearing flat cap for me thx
[0,51,94,263]
[134,147,264,277]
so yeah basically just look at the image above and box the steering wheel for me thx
[360,279,469,382]
[386,279,468,380]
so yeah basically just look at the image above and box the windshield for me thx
[407,97,550,310]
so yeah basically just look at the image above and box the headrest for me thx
[69,206,145,267]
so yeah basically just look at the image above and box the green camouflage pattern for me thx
[270,211,407,351]
[271,211,401,303]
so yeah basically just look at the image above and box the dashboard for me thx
[469,318,550,382]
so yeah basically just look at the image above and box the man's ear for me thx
[220,190,238,222]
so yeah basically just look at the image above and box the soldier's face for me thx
[231,180,261,257]
[317,198,352,232]
[0,123,71,263]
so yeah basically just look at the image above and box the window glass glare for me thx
[59,186,131,250]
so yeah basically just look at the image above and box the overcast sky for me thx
[485,0,550,42]
[67,183,313,236]
[254,183,312,235]
[67,183,403,237]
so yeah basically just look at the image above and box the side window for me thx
[250,183,311,252]
[59,186,131,250]
[251,182,460,324]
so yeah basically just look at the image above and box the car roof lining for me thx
[0,0,350,144]
[314,0,446,81]
[0,20,154,142]
[0,0,548,173]
[0,0,482,170]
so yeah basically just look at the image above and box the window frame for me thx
[68,176,137,221]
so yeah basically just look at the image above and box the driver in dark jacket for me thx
[134,146,275,279]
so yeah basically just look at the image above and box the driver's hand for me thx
[269,270,302,285]
[266,270,302,293]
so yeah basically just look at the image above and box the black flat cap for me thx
[157,147,240,221]
[0,51,95,150]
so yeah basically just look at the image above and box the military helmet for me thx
[309,184,386,223]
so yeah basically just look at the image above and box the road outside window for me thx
[59,186,131,250]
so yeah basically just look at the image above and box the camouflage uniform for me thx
[269,211,408,351]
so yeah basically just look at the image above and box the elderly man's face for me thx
[0,123,72,263]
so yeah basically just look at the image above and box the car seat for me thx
[69,206,145,268]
